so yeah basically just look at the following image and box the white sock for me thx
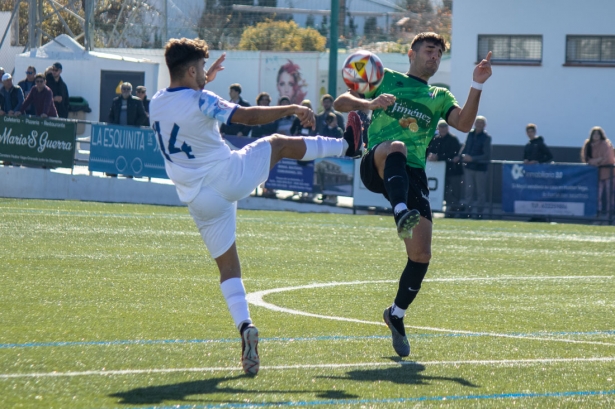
[391,303,406,318]
[301,136,345,160]
[394,203,408,215]
[220,278,252,330]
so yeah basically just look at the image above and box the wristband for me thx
[471,81,483,91]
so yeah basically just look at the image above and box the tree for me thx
[238,19,325,52]
[400,0,433,14]
[305,14,315,28]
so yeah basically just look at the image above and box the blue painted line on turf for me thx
[3,330,614,349]
[117,389,615,409]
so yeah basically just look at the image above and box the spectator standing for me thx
[250,92,277,138]
[316,94,344,134]
[581,126,615,214]
[108,82,147,126]
[428,120,463,216]
[454,116,492,218]
[319,112,343,138]
[18,66,37,115]
[45,62,69,118]
[1,73,24,116]
[219,83,250,136]
[135,85,150,126]
[291,99,317,136]
[523,123,553,164]
[20,74,57,118]
[274,96,294,135]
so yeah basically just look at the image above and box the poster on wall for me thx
[260,53,319,106]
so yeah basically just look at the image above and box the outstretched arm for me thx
[205,53,226,84]
[333,90,396,113]
[231,104,315,129]
[447,51,492,132]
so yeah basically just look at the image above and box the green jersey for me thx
[364,68,458,169]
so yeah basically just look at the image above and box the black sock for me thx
[394,258,430,310]
[383,152,409,211]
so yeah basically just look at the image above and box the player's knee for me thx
[408,251,431,264]
[388,141,407,155]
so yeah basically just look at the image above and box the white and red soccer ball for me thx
[342,50,385,94]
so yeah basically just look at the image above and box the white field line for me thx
[246,277,615,347]
[2,357,615,379]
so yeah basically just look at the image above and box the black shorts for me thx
[360,144,432,222]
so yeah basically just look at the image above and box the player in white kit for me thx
[149,38,363,375]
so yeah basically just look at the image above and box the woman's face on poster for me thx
[277,71,295,99]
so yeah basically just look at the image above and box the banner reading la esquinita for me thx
[502,163,598,217]
[0,115,76,168]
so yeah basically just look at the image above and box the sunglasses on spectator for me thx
[121,88,131,91]
[35,80,44,83]
[26,71,34,75]
[52,68,60,72]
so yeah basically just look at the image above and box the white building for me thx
[450,0,615,149]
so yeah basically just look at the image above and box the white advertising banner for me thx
[353,160,446,211]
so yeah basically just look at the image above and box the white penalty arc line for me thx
[2,357,615,379]
[245,277,615,347]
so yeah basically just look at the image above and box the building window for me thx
[477,35,542,65]
[566,36,615,65]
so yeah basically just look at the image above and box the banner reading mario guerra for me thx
[0,115,76,168]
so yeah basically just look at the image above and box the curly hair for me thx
[410,32,447,53]
[165,38,209,81]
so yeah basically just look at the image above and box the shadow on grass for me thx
[321,360,479,388]
[110,374,359,405]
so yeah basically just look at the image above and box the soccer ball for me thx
[342,50,385,94]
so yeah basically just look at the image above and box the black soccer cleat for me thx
[343,111,363,158]
[394,208,420,240]
[383,306,410,357]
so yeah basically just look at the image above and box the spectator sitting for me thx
[316,94,344,134]
[20,73,57,118]
[249,92,277,138]
[290,99,317,136]
[428,120,463,216]
[108,82,147,126]
[581,126,615,215]
[135,85,150,126]
[1,73,24,116]
[523,123,553,164]
[18,66,37,115]
[45,62,69,118]
[220,83,250,136]
[319,112,343,138]
[274,96,294,135]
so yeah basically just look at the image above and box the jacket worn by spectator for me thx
[460,130,492,171]
[0,85,24,113]
[18,79,36,114]
[220,97,251,136]
[316,110,345,135]
[428,132,463,176]
[524,136,553,163]
[108,95,147,126]
[45,73,69,118]
[20,85,57,117]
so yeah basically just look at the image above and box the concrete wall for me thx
[450,0,615,148]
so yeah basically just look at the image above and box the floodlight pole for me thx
[328,0,339,96]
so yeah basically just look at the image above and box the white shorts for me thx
[187,138,272,258]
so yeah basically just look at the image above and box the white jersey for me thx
[149,87,239,202]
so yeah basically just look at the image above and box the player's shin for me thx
[300,136,345,160]
[383,152,409,214]
[220,277,252,331]
[392,258,429,316]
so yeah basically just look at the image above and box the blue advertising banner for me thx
[225,135,354,196]
[502,164,598,217]
[89,124,167,178]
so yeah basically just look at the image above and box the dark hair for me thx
[581,126,608,162]
[277,60,306,104]
[164,38,209,81]
[321,94,334,103]
[34,73,45,81]
[256,92,271,104]
[278,96,291,104]
[136,85,146,93]
[230,83,242,94]
[27,66,36,73]
[325,112,337,123]
[526,123,536,132]
[410,32,447,53]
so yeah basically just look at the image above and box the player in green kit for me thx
[334,32,492,357]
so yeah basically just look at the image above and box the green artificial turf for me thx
[0,199,614,408]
